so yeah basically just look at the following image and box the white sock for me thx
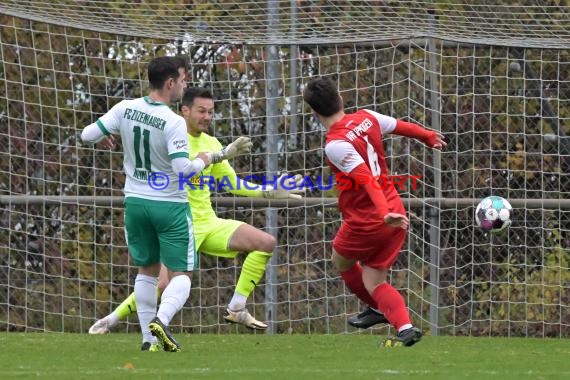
[398,323,413,333]
[106,312,120,327]
[134,274,158,343]
[228,292,248,311]
[157,274,191,325]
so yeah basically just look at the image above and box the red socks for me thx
[340,263,377,307]
[371,282,411,330]
[341,263,412,330]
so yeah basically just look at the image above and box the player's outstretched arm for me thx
[262,173,305,199]
[226,174,305,199]
[392,120,446,150]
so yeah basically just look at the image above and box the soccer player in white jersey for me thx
[80,56,252,351]
[88,87,303,334]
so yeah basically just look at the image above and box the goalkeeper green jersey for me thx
[187,132,239,221]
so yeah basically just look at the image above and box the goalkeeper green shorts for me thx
[194,217,244,258]
[124,197,196,272]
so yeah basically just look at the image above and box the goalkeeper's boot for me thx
[88,318,112,334]
[348,307,389,329]
[149,317,181,352]
[140,341,161,352]
[224,308,268,330]
[381,327,422,347]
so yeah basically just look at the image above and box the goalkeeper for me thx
[90,87,303,333]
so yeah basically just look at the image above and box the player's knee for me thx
[362,267,389,294]
[258,233,276,253]
[364,280,382,295]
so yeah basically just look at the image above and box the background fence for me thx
[1,0,569,337]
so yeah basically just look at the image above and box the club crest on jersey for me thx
[346,118,373,141]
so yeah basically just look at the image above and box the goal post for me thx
[1,1,569,337]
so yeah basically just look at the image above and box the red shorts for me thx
[332,223,407,269]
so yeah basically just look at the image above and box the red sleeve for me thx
[349,163,390,219]
[393,120,439,147]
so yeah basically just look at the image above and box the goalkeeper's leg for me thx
[224,250,272,329]
[200,221,275,330]
[88,293,136,334]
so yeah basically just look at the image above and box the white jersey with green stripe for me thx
[187,132,237,222]
[96,96,189,201]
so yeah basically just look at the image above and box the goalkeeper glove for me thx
[262,174,305,199]
[208,136,253,164]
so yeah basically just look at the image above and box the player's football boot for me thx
[140,341,161,352]
[88,318,112,334]
[224,308,268,330]
[381,327,422,347]
[149,317,181,352]
[347,307,389,328]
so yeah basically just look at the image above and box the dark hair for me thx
[303,77,343,117]
[181,87,214,107]
[147,56,188,90]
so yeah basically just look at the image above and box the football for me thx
[475,196,512,232]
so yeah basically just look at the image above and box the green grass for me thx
[1,333,569,380]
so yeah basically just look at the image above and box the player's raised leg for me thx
[224,249,272,329]
[201,222,274,330]
[227,230,274,328]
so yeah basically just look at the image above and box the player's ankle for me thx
[107,312,121,326]
[228,293,247,311]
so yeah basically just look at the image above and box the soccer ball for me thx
[475,196,512,232]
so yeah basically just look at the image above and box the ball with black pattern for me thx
[475,196,512,232]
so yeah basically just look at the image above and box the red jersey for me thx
[325,109,405,232]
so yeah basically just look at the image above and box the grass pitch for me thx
[1,333,569,379]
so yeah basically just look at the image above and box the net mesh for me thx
[0,0,569,47]
[1,2,569,336]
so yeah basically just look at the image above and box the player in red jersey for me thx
[303,77,446,347]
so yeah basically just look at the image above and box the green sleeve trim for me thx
[96,120,111,136]
[143,96,167,106]
[169,151,189,160]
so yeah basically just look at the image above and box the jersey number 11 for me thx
[133,126,151,171]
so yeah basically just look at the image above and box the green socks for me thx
[235,251,271,297]
[114,292,137,319]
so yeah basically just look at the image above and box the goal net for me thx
[1,1,569,337]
